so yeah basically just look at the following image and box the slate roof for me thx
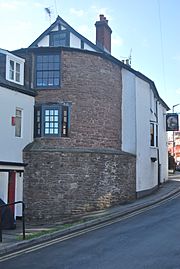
[0,74,36,97]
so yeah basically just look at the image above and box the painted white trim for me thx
[0,165,24,171]
[6,54,24,85]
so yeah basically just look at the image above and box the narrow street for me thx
[1,190,180,269]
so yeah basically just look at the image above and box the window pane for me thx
[36,54,60,87]
[16,63,20,72]
[37,71,43,78]
[45,110,50,115]
[61,106,69,137]
[37,55,43,62]
[37,79,43,86]
[16,73,20,82]
[54,78,59,86]
[37,63,43,70]
[43,107,60,136]
[43,55,49,62]
[53,55,60,62]
[10,60,14,71]
[15,109,22,137]
[150,123,154,146]
[42,63,48,70]
[49,55,54,62]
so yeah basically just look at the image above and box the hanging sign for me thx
[166,113,179,131]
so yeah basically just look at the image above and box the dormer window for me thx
[50,30,70,47]
[6,54,24,85]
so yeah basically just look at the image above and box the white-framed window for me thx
[6,54,25,85]
[15,108,23,137]
[150,122,158,147]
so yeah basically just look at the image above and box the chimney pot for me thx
[100,14,104,21]
[95,14,112,53]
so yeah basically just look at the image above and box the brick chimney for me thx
[95,14,112,53]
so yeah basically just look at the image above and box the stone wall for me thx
[22,48,136,224]
[33,48,122,150]
[23,148,136,224]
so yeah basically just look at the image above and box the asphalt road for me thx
[1,194,180,269]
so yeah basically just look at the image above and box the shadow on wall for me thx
[0,199,16,229]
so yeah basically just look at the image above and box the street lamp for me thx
[172,104,180,160]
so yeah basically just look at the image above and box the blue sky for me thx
[0,0,180,111]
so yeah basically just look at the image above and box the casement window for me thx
[34,104,70,138]
[36,54,60,88]
[50,30,69,47]
[150,122,158,147]
[15,108,22,137]
[6,55,24,85]
[10,61,20,82]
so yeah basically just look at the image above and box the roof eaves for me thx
[0,79,36,97]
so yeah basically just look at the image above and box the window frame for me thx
[49,30,70,47]
[15,108,23,138]
[42,105,60,136]
[6,55,24,85]
[150,122,158,147]
[34,104,70,138]
[35,53,61,89]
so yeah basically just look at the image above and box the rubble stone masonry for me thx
[23,48,136,224]
[23,149,136,223]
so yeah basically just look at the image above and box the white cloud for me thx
[176,88,180,94]
[77,25,94,43]
[112,35,123,47]
[33,2,44,8]
[172,54,180,62]
[77,25,89,35]
[91,5,112,21]
[0,0,26,10]
[70,8,85,17]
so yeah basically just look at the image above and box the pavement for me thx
[1,172,180,256]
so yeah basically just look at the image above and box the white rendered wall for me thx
[122,69,136,154]
[37,35,49,47]
[158,104,168,182]
[84,43,96,51]
[70,33,81,48]
[0,86,34,163]
[135,78,158,192]
[122,68,167,193]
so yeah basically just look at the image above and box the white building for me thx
[0,49,35,218]
[122,68,169,197]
